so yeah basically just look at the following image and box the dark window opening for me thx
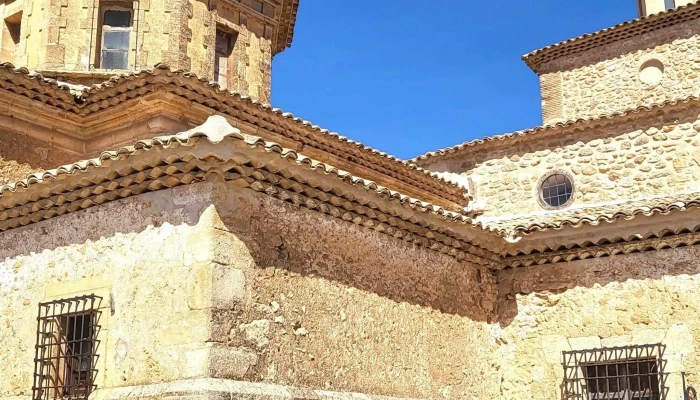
[563,344,667,400]
[214,29,236,89]
[32,295,102,400]
[539,172,574,208]
[97,7,132,69]
[1,11,22,63]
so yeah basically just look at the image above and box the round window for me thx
[639,59,664,85]
[538,171,574,209]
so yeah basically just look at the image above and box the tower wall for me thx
[639,0,696,16]
[0,0,278,101]
[421,105,700,218]
[538,18,700,124]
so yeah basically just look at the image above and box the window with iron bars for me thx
[32,295,102,400]
[562,344,667,400]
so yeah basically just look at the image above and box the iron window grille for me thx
[32,295,102,400]
[563,344,668,400]
[538,171,574,209]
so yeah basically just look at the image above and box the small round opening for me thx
[639,59,664,85]
[538,172,574,209]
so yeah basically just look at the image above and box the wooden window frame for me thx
[98,5,133,70]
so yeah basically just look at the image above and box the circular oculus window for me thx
[538,171,574,209]
[639,59,664,85]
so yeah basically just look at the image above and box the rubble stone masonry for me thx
[539,19,700,123]
[496,248,699,399]
[424,105,700,218]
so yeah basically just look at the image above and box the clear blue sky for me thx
[271,1,636,160]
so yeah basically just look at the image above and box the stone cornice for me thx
[0,116,504,268]
[0,63,468,211]
[504,227,700,269]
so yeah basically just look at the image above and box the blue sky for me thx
[271,1,636,160]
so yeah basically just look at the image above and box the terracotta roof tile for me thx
[0,63,467,209]
[411,93,700,164]
[0,116,503,267]
[522,2,700,72]
[481,192,700,235]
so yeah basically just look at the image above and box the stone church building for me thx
[1,0,700,398]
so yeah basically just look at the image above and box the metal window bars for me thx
[562,344,668,400]
[541,173,573,208]
[32,295,102,400]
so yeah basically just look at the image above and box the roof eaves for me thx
[480,192,700,236]
[411,93,700,164]
[522,2,700,73]
[0,115,504,267]
[0,63,467,208]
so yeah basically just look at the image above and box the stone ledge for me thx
[90,379,424,400]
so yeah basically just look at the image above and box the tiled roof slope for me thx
[0,62,467,208]
[411,93,700,164]
[522,2,700,72]
[480,192,700,235]
[0,116,503,267]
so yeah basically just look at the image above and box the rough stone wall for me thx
[0,185,216,400]
[208,181,500,399]
[188,1,273,102]
[0,0,271,100]
[8,0,191,72]
[495,247,700,399]
[0,128,78,186]
[424,106,700,218]
[539,19,700,123]
[0,0,45,68]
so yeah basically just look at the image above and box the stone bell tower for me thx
[0,0,298,102]
[637,0,696,16]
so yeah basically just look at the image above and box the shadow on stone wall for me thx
[213,185,496,322]
[495,246,700,328]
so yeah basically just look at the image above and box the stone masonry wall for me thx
[539,19,700,123]
[40,0,187,71]
[423,105,700,218]
[0,185,216,400]
[0,128,79,186]
[0,0,46,68]
[0,0,272,100]
[208,181,500,399]
[495,247,700,399]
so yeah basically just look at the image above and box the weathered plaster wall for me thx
[208,181,500,399]
[0,128,78,186]
[539,19,700,123]
[0,184,215,399]
[495,247,700,399]
[423,106,700,218]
